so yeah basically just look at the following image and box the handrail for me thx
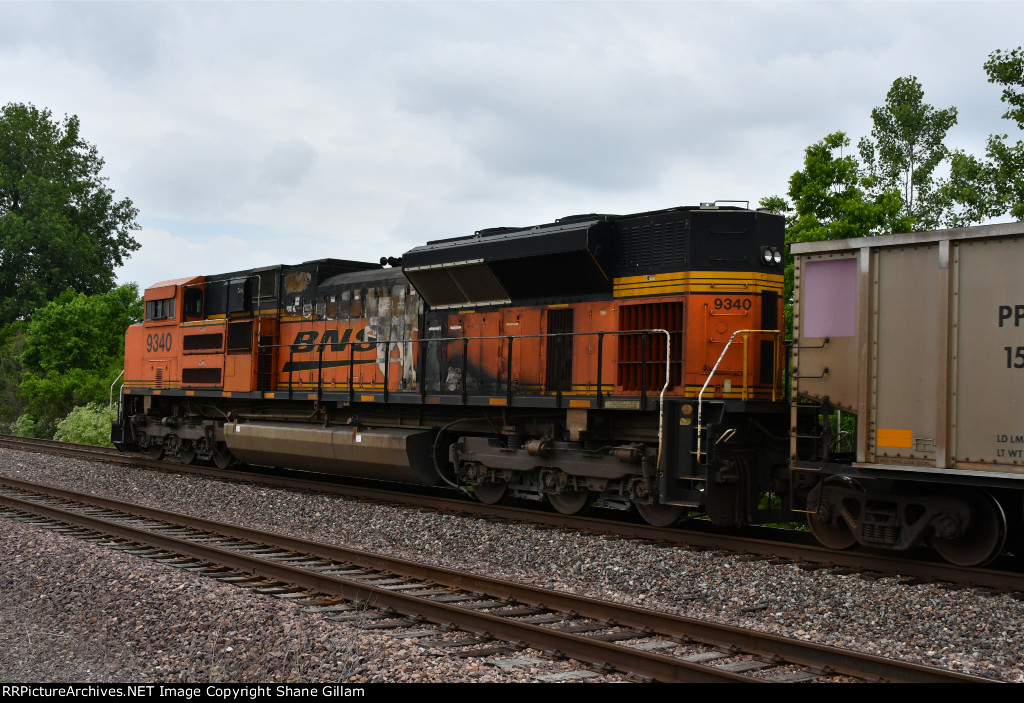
[109,370,125,414]
[267,326,674,476]
[262,326,670,401]
[695,329,782,464]
[250,326,780,468]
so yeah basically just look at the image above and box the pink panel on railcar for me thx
[803,258,857,338]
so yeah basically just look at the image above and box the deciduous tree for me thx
[18,284,141,436]
[857,76,958,229]
[0,102,140,325]
[983,47,1024,219]
[760,132,904,332]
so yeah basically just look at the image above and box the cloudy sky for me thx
[3,0,1022,289]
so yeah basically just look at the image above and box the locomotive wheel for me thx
[930,489,1007,567]
[635,503,685,527]
[179,442,197,465]
[145,444,164,461]
[474,481,508,505]
[212,443,234,470]
[547,490,592,515]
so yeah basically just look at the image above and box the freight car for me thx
[112,203,792,529]
[790,220,1024,566]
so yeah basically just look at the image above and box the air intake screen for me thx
[182,368,222,385]
[404,262,511,310]
[617,302,685,392]
[183,333,224,352]
[228,321,253,352]
[402,219,611,308]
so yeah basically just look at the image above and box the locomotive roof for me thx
[145,275,202,291]
[319,266,408,289]
[427,202,755,246]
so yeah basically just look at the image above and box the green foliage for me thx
[787,132,907,241]
[18,284,141,436]
[986,47,1024,130]
[0,322,27,428]
[933,149,1005,227]
[982,47,1024,220]
[760,51,1024,335]
[932,48,1024,224]
[53,402,114,447]
[0,102,140,326]
[757,195,792,220]
[858,76,958,229]
[10,411,45,438]
[760,133,905,334]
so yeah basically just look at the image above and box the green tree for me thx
[0,321,27,430]
[857,76,958,229]
[0,102,140,326]
[18,284,141,436]
[987,47,1024,129]
[761,133,904,333]
[983,47,1024,219]
[762,51,1024,337]
[932,48,1024,224]
[788,132,906,242]
[932,149,1004,227]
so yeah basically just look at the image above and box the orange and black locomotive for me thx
[113,206,1024,567]
[113,202,790,527]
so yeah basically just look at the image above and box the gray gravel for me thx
[1,448,1022,682]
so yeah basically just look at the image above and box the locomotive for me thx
[111,203,1024,566]
[113,202,790,529]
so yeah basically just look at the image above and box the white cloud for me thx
[119,228,264,289]
[0,1,1020,291]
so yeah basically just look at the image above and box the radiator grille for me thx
[617,302,684,392]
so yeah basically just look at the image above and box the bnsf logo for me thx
[290,328,377,353]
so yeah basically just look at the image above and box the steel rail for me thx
[0,475,993,684]
[3,435,1024,591]
[0,482,748,683]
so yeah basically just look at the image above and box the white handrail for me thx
[695,329,779,463]
[651,329,671,470]
[109,370,124,413]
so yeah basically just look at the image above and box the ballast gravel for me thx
[1,448,1022,683]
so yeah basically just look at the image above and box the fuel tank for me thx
[224,421,440,485]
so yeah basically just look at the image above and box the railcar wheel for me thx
[635,503,685,527]
[145,444,164,461]
[474,481,508,505]
[179,442,197,465]
[931,489,1007,567]
[808,511,857,550]
[547,490,592,515]
[807,477,860,550]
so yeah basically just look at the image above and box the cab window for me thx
[183,288,204,319]
[145,297,176,321]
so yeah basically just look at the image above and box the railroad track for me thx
[0,475,993,683]
[3,434,1023,592]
